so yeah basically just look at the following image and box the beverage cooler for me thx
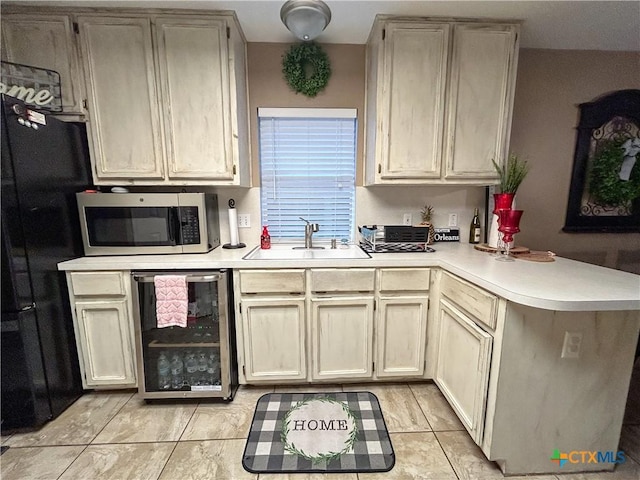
[132,270,237,400]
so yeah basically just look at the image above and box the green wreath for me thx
[589,138,640,205]
[282,42,331,97]
[280,397,358,464]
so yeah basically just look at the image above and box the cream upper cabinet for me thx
[78,16,165,180]
[78,13,250,186]
[1,14,84,114]
[155,17,249,183]
[370,22,450,181]
[444,24,519,180]
[365,17,519,185]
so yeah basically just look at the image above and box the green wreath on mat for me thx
[282,42,331,97]
[280,397,358,464]
[589,138,640,205]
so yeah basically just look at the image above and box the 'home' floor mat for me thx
[242,391,394,474]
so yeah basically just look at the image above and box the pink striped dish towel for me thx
[154,275,188,328]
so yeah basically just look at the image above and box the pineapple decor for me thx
[420,205,436,245]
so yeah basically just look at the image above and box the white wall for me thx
[213,185,485,247]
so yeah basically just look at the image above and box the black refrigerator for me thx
[1,97,92,431]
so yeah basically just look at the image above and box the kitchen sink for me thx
[242,244,371,260]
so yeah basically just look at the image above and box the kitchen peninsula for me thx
[58,243,639,475]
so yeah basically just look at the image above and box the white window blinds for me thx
[258,108,357,241]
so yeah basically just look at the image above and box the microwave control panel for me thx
[179,207,201,244]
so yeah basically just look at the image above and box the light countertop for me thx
[58,243,640,312]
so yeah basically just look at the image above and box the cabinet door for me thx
[376,296,428,377]
[435,298,492,444]
[311,296,374,380]
[444,24,518,179]
[1,14,84,113]
[241,298,306,381]
[75,299,137,387]
[77,16,164,181]
[378,22,449,181]
[155,18,234,180]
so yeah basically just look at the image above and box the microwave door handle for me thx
[168,208,180,245]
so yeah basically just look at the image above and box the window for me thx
[258,108,357,242]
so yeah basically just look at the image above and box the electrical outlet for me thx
[448,213,458,227]
[403,213,412,226]
[237,214,250,228]
[561,332,583,358]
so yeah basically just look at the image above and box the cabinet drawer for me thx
[440,272,497,329]
[240,270,305,294]
[379,268,430,291]
[310,269,375,292]
[70,272,126,296]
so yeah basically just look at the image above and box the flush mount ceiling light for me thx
[280,0,332,41]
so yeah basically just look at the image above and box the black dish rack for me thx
[359,225,435,253]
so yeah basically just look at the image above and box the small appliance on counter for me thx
[359,225,436,253]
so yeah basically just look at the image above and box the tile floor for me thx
[2,360,640,480]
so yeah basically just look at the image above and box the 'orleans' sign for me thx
[434,228,460,242]
[0,62,63,112]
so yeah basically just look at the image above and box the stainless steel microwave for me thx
[76,192,220,256]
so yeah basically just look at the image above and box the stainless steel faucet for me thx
[299,217,319,248]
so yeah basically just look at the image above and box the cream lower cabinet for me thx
[375,268,430,378]
[310,297,374,381]
[240,298,306,382]
[435,298,492,444]
[66,271,137,389]
[434,271,497,444]
[236,267,429,384]
[236,270,307,383]
[309,268,376,381]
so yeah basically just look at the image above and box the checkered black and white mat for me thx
[242,391,395,473]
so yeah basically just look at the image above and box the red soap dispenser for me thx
[261,226,271,249]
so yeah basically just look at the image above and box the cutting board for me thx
[474,244,530,254]
[513,251,556,262]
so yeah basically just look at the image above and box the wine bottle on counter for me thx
[469,208,481,244]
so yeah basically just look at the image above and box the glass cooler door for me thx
[133,270,235,400]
